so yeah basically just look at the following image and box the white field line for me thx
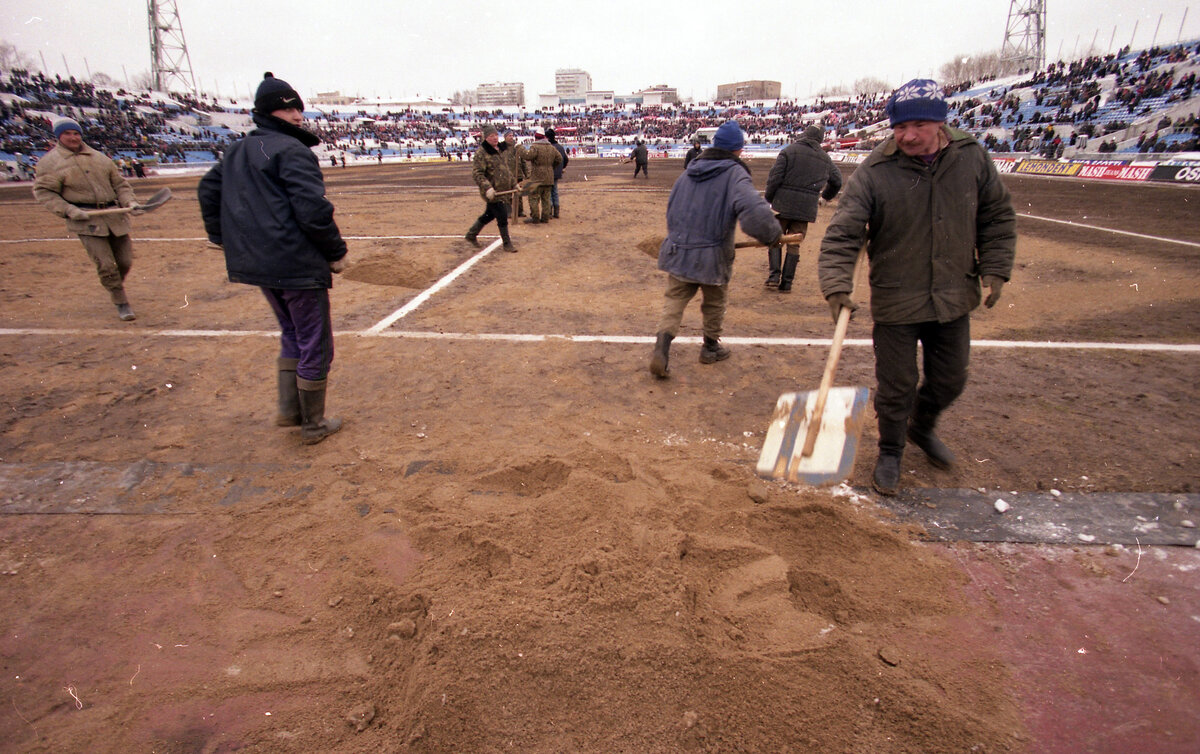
[0,328,1196,352]
[363,237,503,334]
[1017,213,1200,248]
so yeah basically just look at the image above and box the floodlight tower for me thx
[1001,0,1047,72]
[147,0,197,95]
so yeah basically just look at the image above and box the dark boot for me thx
[276,357,301,427]
[297,378,343,445]
[908,412,957,469]
[872,451,902,496]
[699,337,731,364]
[552,205,560,219]
[116,303,136,321]
[464,218,485,247]
[777,252,800,293]
[649,331,674,378]
[499,225,517,253]
[765,246,782,287]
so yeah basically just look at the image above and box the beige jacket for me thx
[33,143,136,236]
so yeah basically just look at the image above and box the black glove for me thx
[827,293,857,323]
[982,275,1005,308]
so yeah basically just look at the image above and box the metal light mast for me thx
[147,0,197,95]
[1001,0,1047,72]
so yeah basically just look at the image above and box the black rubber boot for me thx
[552,206,560,219]
[649,331,674,378]
[699,337,731,364]
[777,252,800,293]
[276,357,301,427]
[116,303,136,321]
[464,218,485,247]
[297,378,343,445]
[499,225,517,252]
[872,451,902,496]
[908,413,956,469]
[765,246,782,287]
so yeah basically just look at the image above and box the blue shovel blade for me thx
[756,386,871,486]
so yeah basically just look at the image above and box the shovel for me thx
[637,233,805,258]
[85,188,173,217]
[756,247,869,486]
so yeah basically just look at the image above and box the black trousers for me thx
[872,315,970,454]
[476,200,510,228]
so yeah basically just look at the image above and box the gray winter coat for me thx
[818,126,1016,325]
[657,151,781,286]
[764,135,842,222]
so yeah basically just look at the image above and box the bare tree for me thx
[815,84,852,98]
[131,70,154,90]
[853,77,892,96]
[939,49,1022,86]
[0,40,35,73]
[91,72,118,87]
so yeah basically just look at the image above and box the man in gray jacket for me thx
[763,124,842,292]
[818,79,1015,495]
[650,121,781,377]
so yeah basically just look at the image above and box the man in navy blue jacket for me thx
[650,121,781,378]
[198,73,348,444]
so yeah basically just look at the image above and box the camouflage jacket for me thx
[522,140,562,187]
[471,141,518,200]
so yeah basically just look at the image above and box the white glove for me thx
[818,197,827,207]
[67,206,90,221]
[485,187,496,201]
[330,257,347,273]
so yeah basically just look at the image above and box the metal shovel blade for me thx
[756,386,870,486]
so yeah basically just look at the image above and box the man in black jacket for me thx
[198,73,348,445]
[763,125,841,292]
[545,127,569,219]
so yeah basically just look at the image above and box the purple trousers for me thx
[261,288,334,381]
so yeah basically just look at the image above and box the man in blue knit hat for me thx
[818,79,1016,496]
[33,116,140,321]
[199,73,348,445]
[649,120,781,377]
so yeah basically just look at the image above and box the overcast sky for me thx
[2,1,1196,103]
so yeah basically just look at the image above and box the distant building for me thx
[716,80,781,101]
[311,90,357,106]
[636,84,679,106]
[476,81,525,107]
[555,68,592,98]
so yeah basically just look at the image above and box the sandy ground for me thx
[0,156,1198,753]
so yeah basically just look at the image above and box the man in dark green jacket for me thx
[818,79,1016,496]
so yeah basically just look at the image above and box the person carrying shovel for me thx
[465,124,518,251]
[33,117,142,322]
[818,79,1016,496]
[649,120,781,377]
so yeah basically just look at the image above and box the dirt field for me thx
[1,155,1198,753]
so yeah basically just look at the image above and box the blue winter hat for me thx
[886,79,948,126]
[52,117,83,138]
[712,121,745,151]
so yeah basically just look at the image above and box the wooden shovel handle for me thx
[800,246,867,458]
[734,233,804,249]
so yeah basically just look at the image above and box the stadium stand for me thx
[2,40,1197,179]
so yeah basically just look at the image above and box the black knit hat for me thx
[254,72,304,114]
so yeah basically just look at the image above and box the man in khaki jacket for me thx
[521,128,561,223]
[33,117,140,321]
